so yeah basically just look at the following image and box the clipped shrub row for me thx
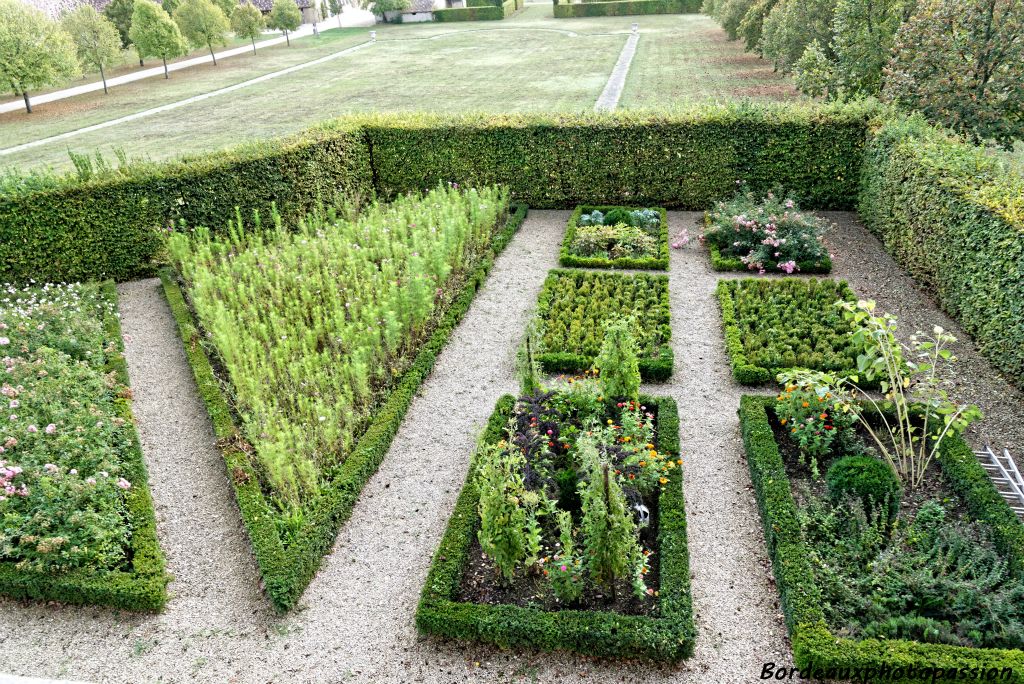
[859,114,1024,391]
[416,393,696,661]
[434,0,521,20]
[739,395,1024,683]
[536,269,673,381]
[160,204,528,613]
[553,0,700,18]
[0,282,170,612]
[559,205,669,270]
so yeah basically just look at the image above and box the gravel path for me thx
[2,211,1021,682]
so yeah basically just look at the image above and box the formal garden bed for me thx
[535,270,673,381]
[0,282,169,611]
[559,205,669,270]
[717,278,858,385]
[703,190,832,274]
[161,187,527,612]
[417,365,694,660]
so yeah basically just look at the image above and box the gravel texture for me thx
[1,210,1020,683]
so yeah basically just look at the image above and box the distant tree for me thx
[214,0,238,17]
[884,0,1024,149]
[0,0,80,113]
[231,2,264,51]
[174,0,230,65]
[736,0,779,52]
[760,0,835,72]
[129,0,188,78]
[103,0,135,49]
[716,0,755,39]
[268,0,302,45]
[361,0,409,23]
[61,6,123,94]
[162,0,182,14]
[328,0,342,27]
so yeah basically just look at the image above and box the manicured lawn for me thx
[0,7,795,172]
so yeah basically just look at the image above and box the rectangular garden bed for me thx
[162,194,528,613]
[0,281,169,611]
[536,269,673,381]
[416,392,695,661]
[739,395,1024,682]
[717,278,858,385]
[559,205,669,270]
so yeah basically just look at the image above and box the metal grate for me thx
[976,445,1024,518]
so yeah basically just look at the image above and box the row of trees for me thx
[704,0,1024,149]
[0,0,308,114]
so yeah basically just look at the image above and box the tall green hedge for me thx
[858,114,1024,390]
[0,122,373,284]
[434,0,520,20]
[364,105,873,209]
[553,0,700,18]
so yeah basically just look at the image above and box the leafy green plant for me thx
[704,188,830,273]
[774,380,857,477]
[475,442,528,583]
[561,206,669,270]
[594,318,641,404]
[549,509,584,603]
[825,455,902,518]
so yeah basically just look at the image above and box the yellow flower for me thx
[607,419,613,425]
[659,477,668,484]
[780,418,787,425]
[676,458,683,465]
[645,443,654,449]
[638,461,646,467]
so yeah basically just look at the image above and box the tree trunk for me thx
[252,36,257,52]
[285,29,290,46]
[139,57,144,67]
[208,41,217,65]
[338,14,342,28]
[163,56,169,79]
[100,64,108,94]
[22,91,32,113]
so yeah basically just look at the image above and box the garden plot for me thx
[0,282,168,610]
[535,269,673,381]
[559,205,669,270]
[717,278,858,385]
[162,186,525,611]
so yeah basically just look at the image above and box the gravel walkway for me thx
[1,211,1020,682]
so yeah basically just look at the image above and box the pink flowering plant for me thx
[0,283,135,573]
[705,189,830,274]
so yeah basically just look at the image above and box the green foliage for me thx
[552,0,700,17]
[736,0,779,51]
[129,0,188,65]
[825,456,902,518]
[169,185,509,505]
[859,114,1024,392]
[268,0,302,38]
[560,206,668,270]
[549,510,584,603]
[760,0,835,73]
[0,282,168,610]
[717,278,858,385]
[594,318,641,404]
[535,270,673,382]
[368,0,410,19]
[516,320,544,397]
[162,204,527,612]
[230,2,265,48]
[0,0,80,109]
[774,381,858,477]
[475,442,528,583]
[103,0,135,49]
[715,0,755,38]
[213,0,237,18]
[416,393,695,660]
[173,0,230,56]
[884,0,1024,150]
[61,6,124,91]
[433,1,506,21]
[739,395,1024,680]
[704,188,831,273]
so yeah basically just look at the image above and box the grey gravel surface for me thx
[1,211,1020,683]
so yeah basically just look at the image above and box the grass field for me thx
[0,6,797,172]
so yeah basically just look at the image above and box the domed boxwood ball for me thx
[826,455,902,518]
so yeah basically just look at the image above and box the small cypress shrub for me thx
[826,455,902,518]
[594,318,641,404]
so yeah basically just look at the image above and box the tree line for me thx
[0,0,311,113]
[704,0,1024,149]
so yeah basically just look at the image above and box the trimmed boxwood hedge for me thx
[536,269,674,382]
[434,0,520,20]
[739,396,1024,682]
[160,204,528,613]
[0,281,171,612]
[553,0,700,18]
[416,393,695,661]
[859,113,1024,392]
[559,205,669,270]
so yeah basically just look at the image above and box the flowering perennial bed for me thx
[416,392,695,661]
[717,278,858,385]
[739,396,1024,682]
[0,282,168,611]
[163,192,527,612]
[559,206,669,270]
[535,270,673,381]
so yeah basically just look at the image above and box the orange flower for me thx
[819,413,827,420]
[802,401,810,408]
[780,418,787,425]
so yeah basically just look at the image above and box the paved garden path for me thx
[2,211,1023,683]
[594,31,639,112]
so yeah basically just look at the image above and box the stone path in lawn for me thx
[2,211,1022,683]
[594,31,639,112]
